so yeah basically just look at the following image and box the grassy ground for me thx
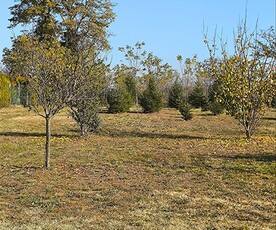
[0,106,275,229]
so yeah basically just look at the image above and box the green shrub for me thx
[0,73,11,108]
[107,87,132,113]
[179,102,192,121]
[140,76,163,113]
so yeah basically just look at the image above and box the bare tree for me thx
[176,55,198,100]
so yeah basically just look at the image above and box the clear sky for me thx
[1,0,275,70]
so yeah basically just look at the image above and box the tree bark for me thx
[45,115,51,168]
[81,124,85,136]
[245,128,252,139]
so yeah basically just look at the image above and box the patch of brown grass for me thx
[0,106,275,229]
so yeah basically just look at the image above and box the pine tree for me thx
[107,88,132,113]
[188,81,208,109]
[168,80,184,108]
[140,76,163,113]
[179,101,193,121]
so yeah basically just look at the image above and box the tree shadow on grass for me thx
[261,117,276,121]
[0,164,43,171]
[0,131,77,138]
[198,113,215,117]
[217,153,276,163]
[100,129,207,140]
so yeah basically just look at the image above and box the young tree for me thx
[107,69,133,113]
[70,98,101,135]
[118,42,147,104]
[140,76,163,113]
[188,81,208,109]
[205,20,275,138]
[64,43,110,135]
[3,36,73,168]
[113,64,137,105]
[168,78,184,108]
[125,73,137,105]
[179,101,193,121]
[141,52,173,106]
[107,87,132,113]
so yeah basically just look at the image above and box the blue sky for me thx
[1,0,275,69]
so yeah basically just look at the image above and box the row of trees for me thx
[107,42,171,113]
[106,44,228,117]
[1,0,275,168]
[106,43,221,115]
[106,22,275,139]
[2,30,275,128]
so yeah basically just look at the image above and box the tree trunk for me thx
[26,91,29,107]
[18,83,21,104]
[45,115,51,168]
[135,89,139,105]
[81,123,85,136]
[244,121,253,139]
[245,128,252,139]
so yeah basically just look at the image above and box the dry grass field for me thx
[0,106,275,229]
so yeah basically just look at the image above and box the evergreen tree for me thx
[179,101,193,121]
[107,86,132,113]
[188,81,208,109]
[107,66,134,113]
[140,76,163,113]
[168,79,184,108]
